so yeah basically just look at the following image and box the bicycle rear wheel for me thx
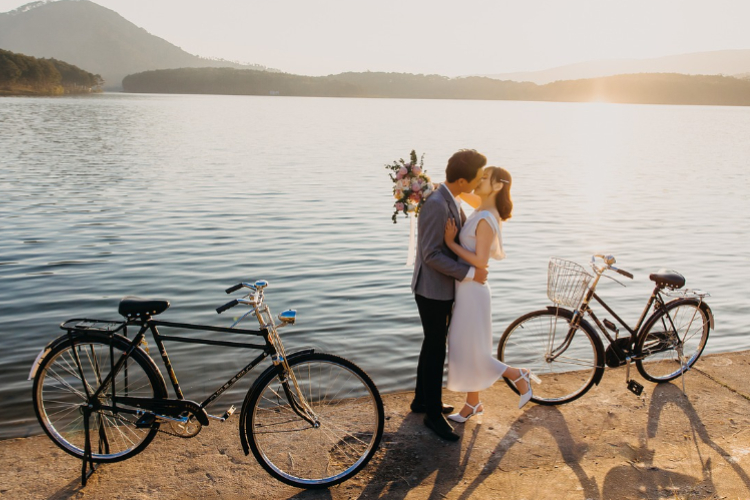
[636,299,710,382]
[32,332,167,462]
[498,309,603,405]
[246,352,384,489]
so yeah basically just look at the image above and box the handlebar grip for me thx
[216,299,239,314]
[225,283,243,294]
[617,269,634,279]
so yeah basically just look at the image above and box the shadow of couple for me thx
[304,383,750,500]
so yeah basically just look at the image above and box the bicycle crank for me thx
[168,415,202,438]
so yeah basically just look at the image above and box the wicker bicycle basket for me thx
[547,258,593,308]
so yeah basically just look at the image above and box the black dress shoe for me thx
[410,401,454,414]
[423,414,460,441]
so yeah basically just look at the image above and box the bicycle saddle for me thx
[649,269,685,289]
[119,296,171,318]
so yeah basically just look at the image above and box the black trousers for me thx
[413,294,454,417]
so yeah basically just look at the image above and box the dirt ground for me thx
[2,350,750,500]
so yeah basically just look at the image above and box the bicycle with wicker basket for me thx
[497,255,714,404]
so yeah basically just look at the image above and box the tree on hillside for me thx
[0,48,102,92]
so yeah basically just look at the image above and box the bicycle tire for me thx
[635,298,710,382]
[32,332,167,462]
[498,308,604,405]
[246,352,384,489]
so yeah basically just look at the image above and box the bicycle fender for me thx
[699,301,715,331]
[661,297,715,331]
[28,330,97,380]
[544,307,607,386]
[28,330,150,380]
[238,349,315,455]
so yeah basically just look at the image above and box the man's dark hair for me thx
[445,149,487,183]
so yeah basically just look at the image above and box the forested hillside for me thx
[123,68,750,106]
[0,48,103,95]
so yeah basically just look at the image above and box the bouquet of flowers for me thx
[385,150,434,224]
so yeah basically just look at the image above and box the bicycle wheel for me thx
[246,352,384,489]
[498,309,603,405]
[32,332,167,462]
[636,299,710,382]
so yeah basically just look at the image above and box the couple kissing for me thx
[410,149,540,442]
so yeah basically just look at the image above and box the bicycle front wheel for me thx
[498,309,603,405]
[246,352,384,489]
[636,299,710,382]
[32,332,167,462]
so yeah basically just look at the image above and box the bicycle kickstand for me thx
[624,357,644,396]
[678,347,688,396]
[81,406,97,487]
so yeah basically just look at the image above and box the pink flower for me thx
[411,181,421,192]
[397,166,408,179]
[412,165,422,175]
[395,202,405,211]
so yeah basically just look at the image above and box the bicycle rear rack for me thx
[60,318,126,334]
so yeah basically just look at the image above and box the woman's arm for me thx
[444,218,494,269]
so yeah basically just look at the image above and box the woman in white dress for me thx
[443,166,540,422]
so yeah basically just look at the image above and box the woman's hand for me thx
[445,218,458,246]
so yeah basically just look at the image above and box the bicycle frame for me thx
[552,268,672,365]
[63,299,316,428]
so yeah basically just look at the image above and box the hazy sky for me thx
[2,0,750,76]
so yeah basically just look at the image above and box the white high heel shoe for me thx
[511,368,542,409]
[447,401,483,423]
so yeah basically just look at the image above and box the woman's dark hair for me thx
[487,166,513,221]
[445,149,487,183]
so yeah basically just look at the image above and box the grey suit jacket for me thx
[411,184,471,300]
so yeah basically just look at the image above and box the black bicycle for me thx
[29,280,384,488]
[498,255,714,405]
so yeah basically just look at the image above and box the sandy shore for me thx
[3,350,750,499]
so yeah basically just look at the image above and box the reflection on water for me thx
[1,94,749,439]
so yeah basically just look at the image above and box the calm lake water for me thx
[1,93,749,439]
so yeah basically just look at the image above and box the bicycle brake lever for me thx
[601,273,627,287]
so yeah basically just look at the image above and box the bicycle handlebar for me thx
[592,254,633,279]
[616,268,634,279]
[225,283,243,294]
[216,299,239,314]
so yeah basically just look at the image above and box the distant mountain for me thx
[483,50,750,84]
[124,68,750,107]
[0,0,274,89]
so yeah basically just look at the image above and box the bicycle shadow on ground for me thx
[602,382,750,498]
[454,405,599,500]
[46,476,85,500]
[285,488,333,500]
[356,412,481,500]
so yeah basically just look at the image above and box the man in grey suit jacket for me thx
[410,149,488,441]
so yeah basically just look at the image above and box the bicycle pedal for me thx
[221,405,236,420]
[627,379,644,396]
[135,413,156,428]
